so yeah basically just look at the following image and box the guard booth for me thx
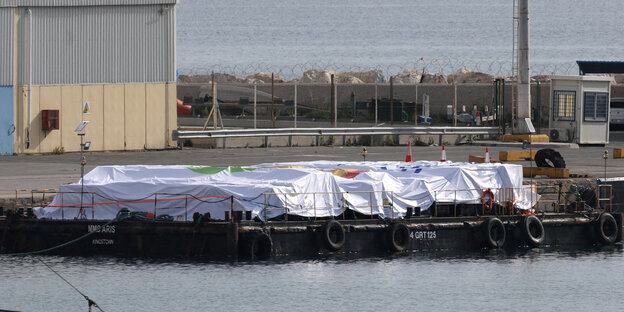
[548,75,613,144]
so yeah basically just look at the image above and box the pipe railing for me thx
[173,126,498,140]
[433,185,538,217]
[20,182,615,221]
[261,190,394,221]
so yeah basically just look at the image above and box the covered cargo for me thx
[34,161,538,221]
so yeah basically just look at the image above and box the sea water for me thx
[177,0,624,77]
[1,248,623,311]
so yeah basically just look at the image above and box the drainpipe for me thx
[26,8,32,148]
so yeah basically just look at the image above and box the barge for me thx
[1,161,622,260]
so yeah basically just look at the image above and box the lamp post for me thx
[75,121,90,219]
[603,150,609,181]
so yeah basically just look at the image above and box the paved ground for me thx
[2,142,624,198]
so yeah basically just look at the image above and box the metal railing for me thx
[596,185,613,213]
[261,190,394,221]
[14,189,57,209]
[16,182,614,221]
[154,193,191,222]
[27,191,231,221]
[433,185,538,217]
[173,126,498,140]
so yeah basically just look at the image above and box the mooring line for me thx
[37,257,105,312]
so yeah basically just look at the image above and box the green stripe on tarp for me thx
[186,166,257,174]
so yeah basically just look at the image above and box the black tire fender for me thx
[535,148,566,168]
[521,215,545,247]
[322,220,345,251]
[387,223,410,252]
[595,213,618,245]
[251,232,273,260]
[484,217,506,248]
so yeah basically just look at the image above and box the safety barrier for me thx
[261,190,394,221]
[21,190,232,221]
[432,185,538,217]
[15,182,613,221]
[173,126,498,141]
[596,184,613,213]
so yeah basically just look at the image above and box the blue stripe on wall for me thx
[0,86,14,155]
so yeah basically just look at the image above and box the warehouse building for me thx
[0,0,178,155]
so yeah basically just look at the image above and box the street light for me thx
[75,121,90,219]
[603,150,609,181]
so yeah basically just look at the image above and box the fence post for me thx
[452,82,457,127]
[230,195,234,223]
[390,76,394,125]
[330,74,335,126]
[313,193,317,220]
[333,77,338,127]
[284,193,288,222]
[294,82,297,128]
[253,83,257,129]
[369,191,373,218]
[271,73,275,128]
[391,191,395,218]
[414,84,418,126]
[374,83,378,126]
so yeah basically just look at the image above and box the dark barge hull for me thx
[1,213,622,260]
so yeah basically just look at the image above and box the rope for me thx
[36,257,105,312]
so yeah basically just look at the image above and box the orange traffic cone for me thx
[485,146,490,163]
[405,141,413,162]
[440,145,447,162]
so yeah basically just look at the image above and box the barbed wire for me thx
[180,59,578,82]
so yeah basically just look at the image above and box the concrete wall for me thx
[15,83,177,153]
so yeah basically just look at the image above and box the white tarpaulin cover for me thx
[34,161,539,221]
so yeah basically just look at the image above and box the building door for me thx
[0,87,14,155]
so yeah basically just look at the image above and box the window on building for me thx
[553,91,575,121]
[584,92,608,122]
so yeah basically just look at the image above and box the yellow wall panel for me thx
[124,84,146,150]
[166,83,177,147]
[37,86,62,154]
[145,84,166,149]
[60,85,83,152]
[103,84,125,150]
[14,83,171,154]
[82,85,104,151]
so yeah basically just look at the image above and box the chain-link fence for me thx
[178,81,556,134]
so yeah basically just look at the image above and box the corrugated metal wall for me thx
[1,1,177,8]
[0,8,14,86]
[17,5,175,85]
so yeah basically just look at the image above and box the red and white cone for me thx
[485,146,490,163]
[405,141,413,162]
[476,112,481,126]
[440,145,447,162]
